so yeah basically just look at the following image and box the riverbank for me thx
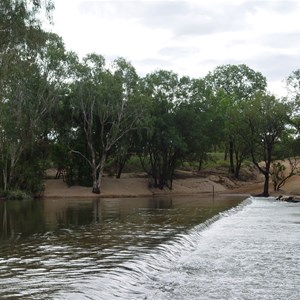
[42,167,300,199]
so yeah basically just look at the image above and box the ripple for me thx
[56,198,299,300]
[0,196,254,299]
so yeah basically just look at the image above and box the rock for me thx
[275,195,300,203]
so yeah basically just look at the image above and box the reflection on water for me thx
[0,195,241,299]
[1,196,240,241]
[0,199,46,240]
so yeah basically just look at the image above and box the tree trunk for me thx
[234,163,241,179]
[224,144,228,161]
[262,150,271,197]
[198,152,205,172]
[234,149,242,179]
[251,151,270,197]
[198,159,203,172]
[229,139,235,174]
[116,158,126,179]
[116,167,122,179]
[2,161,8,192]
[92,167,100,194]
[262,145,273,197]
[94,152,107,194]
[262,172,269,197]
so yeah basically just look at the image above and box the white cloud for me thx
[50,0,300,97]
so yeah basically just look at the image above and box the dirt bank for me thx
[42,166,300,199]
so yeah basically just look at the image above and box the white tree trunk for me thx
[94,152,107,194]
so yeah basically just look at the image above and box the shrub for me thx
[2,189,33,201]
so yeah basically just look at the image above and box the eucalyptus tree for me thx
[109,130,139,178]
[0,32,70,193]
[273,69,300,191]
[169,77,223,171]
[70,54,145,193]
[205,64,267,177]
[0,0,61,193]
[272,134,300,191]
[0,0,54,74]
[286,69,300,104]
[220,95,254,178]
[138,70,192,189]
[286,69,300,136]
[245,93,291,197]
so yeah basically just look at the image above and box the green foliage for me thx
[137,70,189,189]
[205,64,267,178]
[1,189,32,201]
[68,159,92,187]
[205,64,267,101]
[63,54,147,192]
[286,69,300,107]
[0,1,64,195]
[201,153,230,169]
[56,137,93,187]
[243,92,292,196]
[1,0,298,196]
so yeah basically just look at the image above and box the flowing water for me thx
[0,196,299,299]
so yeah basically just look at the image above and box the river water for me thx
[0,196,299,299]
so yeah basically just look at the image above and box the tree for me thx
[245,93,291,197]
[138,70,188,189]
[0,0,54,75]
[0,1,67,194]
[271,133,300,191]
[110,131,137,178]
[286,69,300,134]
[224,99,253,178]
[177,78,224,171]
[70,55,145,193]
[0,33,69,193]
[205,64,267,177]
[286,69,300,105]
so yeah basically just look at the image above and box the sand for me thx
[43,167,300,199]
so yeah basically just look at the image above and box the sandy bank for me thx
[42,168,300,199]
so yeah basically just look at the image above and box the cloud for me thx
[250,53,300,81]
[261,31,300,49]
[158,46,198,57]
[52,0,300,97]
[76,0,251,37]
[77,0,189,19]
[250,0,299,14]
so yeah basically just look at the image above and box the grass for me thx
[107,152,251,175]
[202,152,230,169]
[0,189,33,201]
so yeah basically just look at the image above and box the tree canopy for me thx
[1,1,299,197]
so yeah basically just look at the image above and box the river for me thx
[0,196,299,299]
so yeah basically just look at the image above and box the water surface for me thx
[0,195,239,299]
[1,196,299,299]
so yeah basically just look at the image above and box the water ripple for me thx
[3,196,284,299]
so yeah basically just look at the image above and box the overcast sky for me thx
[50,0,300,96]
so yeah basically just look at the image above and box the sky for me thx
[50,0,300,97]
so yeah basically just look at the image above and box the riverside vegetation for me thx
[1,0,300,199]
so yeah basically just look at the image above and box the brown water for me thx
[0,195,243,299]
